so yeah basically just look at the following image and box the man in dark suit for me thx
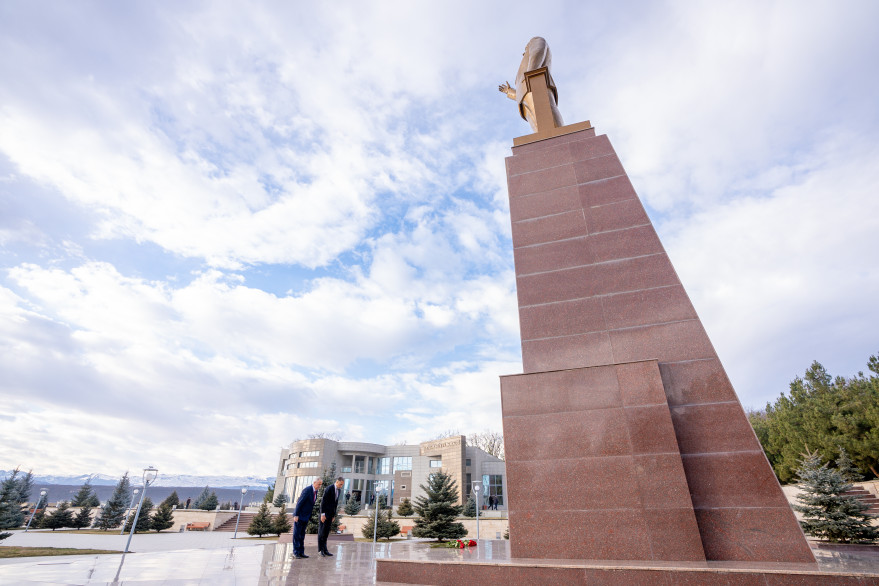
[291,478,323,559]
[318,476,345,557]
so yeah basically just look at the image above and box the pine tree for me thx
[307,464,342,534]
[361,508,401,540]
[396,497,413,517]
[411,470,466,541]
[247,502,273,537]
[273,492,287,508]
[31,508,47,529]
[263,483,275,504]
[344,494,361,515]
[378,494,390,510]
[72,503,93,530]
[44,501,74,531]
[271,507,292,535]
[193,486,211,509]
[462,495,477,517]
[124,497,154,533]
[794,450,879,543]
[203,491,219,511]
[94,473,132,530]
[163,491,180,508]
[0,470,26,539]
[15,471,34,507]
[71,479,97,507]
[151,499,175,532]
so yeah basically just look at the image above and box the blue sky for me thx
[1,1,878,477]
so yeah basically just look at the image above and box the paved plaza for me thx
[2,530,879,585]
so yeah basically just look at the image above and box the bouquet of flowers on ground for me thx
[446,539,478,549]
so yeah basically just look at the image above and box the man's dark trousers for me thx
[318,484,339,554]
[292,484,317,557]
[291,519,307,556]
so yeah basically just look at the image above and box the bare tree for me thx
[431,429,461,441]
[467,430,505,461]
[307,431,342,441]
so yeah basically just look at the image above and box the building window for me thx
[354,455,366,474]
[482,474,504,506]
[400,485,406,490]
[393,457,412,471]
[298,461,318,468]
[465,473,472,498]
[368,457,375,475]
[299,450,319,458]
[429,460,442,468]
[341,466,352,473]
[465,459,471,467]
[377,457,390,474]
[293,476,318,501]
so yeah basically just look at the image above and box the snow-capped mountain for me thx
[0,470,274,488]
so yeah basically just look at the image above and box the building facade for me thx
[274,435,506,509]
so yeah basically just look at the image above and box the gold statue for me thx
[499,37,564,132]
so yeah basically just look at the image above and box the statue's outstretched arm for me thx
[498,81,516,101]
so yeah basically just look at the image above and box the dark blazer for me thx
[293,485,317,520]
[320,484,340,519]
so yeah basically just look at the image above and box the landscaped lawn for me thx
[0,546,121,558]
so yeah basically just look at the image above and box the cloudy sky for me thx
[2,1,877,479]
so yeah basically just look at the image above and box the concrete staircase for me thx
[214,513,259,532]
[845,488,879,515]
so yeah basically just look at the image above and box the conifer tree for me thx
[72,502,93,530]
[71,479,97,507]
[151,496,175,532]
[273,492,287,508]
[263,483,275,503]
[193,486,211,509]
[247,502,273,537]
[378,494,390,510]
[124,497,154,533]
[271,506,292,535]
[94,473,132,530]
[307,464,342,534]
[462,495,477,517]
[794,450,878,543]
[31,508,47,529]
[361,508,401,540]
[15,471,34,507]
[411,470,466,541]
[203,491,219,511]
[396,497,413,517]
[344,494,361,515]
[0,470,26,540]
[44,501,74,531]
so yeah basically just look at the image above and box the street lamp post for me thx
[472,483,481,541]
[120,489,140,535]
[233,487,248,539]
[24,489,47,532]
[124,467,158,554]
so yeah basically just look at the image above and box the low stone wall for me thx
[168,510,238,532]
[339,514,508,540]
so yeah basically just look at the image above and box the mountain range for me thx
[0,470,275,489]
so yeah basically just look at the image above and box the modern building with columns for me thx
[274,435,506,509]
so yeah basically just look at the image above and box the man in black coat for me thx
[318,476,345,557]
[291,478,323,559]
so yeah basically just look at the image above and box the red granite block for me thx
[615,360,668,406]
[667,570,767,585]
[519,296,605,340]
[602,285,698,330]
[670,402,763,455]
[579,175,637,207]
[505,141,589,177]
[590,224,665,263]
[593,254,679,296]
[763,574,869,585]
[511,210,587,247]
[694,508,815,563]
[643,509,706,561]
[506,456,640,510]
[658,359,739,407]
[509,185,581,222]
[507,163,577,197]
[510,509,651,560]
[522,331,614,373]
[568,134,615,163]
[573,154,626,184]
[609,320,716,363]
[511,127,596,155]
[514,237,594,277]
[682,452,791,509]
[500,365,622,416]
[586,197,651,234]
[632,454,697,510]
[516,264,600,306]
[624,405,680,455]
[503,408,631,462]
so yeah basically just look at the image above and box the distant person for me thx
[185,497,191,509]
[292,478,323,559]
[493,496,499,510]
[318,477,345,557]
[233,501,238,511]
[345,491,350,502]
